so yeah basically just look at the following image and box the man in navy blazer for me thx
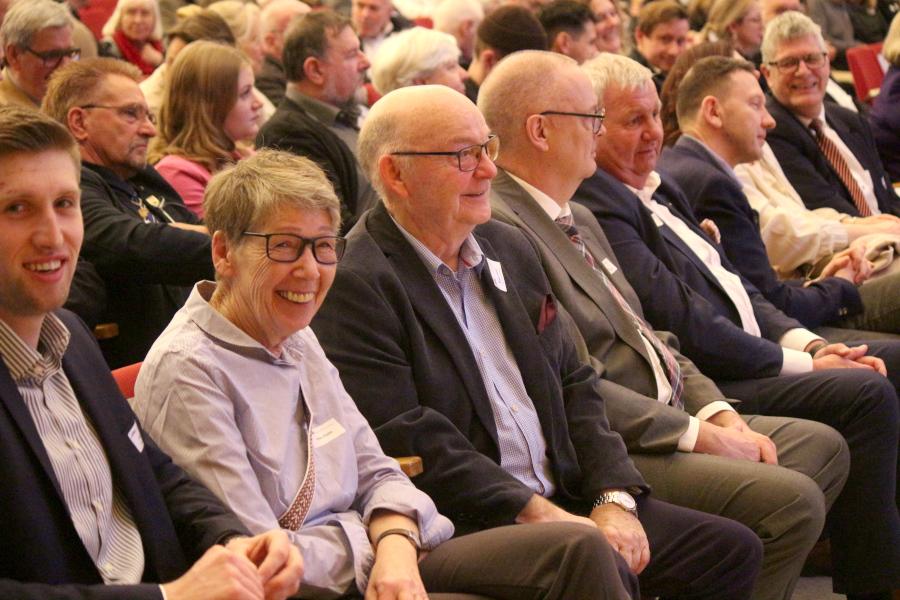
[0,108,301,598]
[574,52,900,599]
[659,55,900,335]
[762,11,898,217]
[311,84,762,599]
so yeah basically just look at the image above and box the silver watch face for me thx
[603,491,636,512]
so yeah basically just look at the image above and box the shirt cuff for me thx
[159,585,168,600]
[695,401,737,422]
[677,416,701,452]
[780,348,814,375]
[779,327,824,352]
[829,224,850,251]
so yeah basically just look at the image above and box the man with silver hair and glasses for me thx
[312,82,764,599]
[484,49,849,600]
[370,27,468,95]
[574,51,900,600]
[0,0,78,107]
[762,11,899,219]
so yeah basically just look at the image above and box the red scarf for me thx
[113,29,162,76]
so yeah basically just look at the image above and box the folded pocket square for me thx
[537,294,557,334]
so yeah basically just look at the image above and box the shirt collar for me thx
[390,214,485,276]
[285,87,340,126]
[625,170,662,207]
[505,171,568,221]
[681,134,743,186]
[185,281,306,364]
[795,105,826,129]
[0,313,70,384]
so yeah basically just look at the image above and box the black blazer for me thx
[79,164,213,368]
[766,95,899,216]
[311,204,646,530]
[257,97,359,228]
[658,136,862,329]
[574,168,803,381]
[0,310,248,599]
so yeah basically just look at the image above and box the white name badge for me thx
[601,257,618,275]
[652,213,664,228]
[128,421,144,453]
[311,418,346,448]
[486,258,507,292]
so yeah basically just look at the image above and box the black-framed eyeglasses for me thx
[242,232,346,264]
[390,134,500,172]
[23,46,80,68]
[766,52,828,72]
[79,103,157,125]
[540,109,606,135]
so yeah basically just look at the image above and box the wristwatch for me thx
[593,490,638,516]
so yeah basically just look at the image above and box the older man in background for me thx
[0,0,77,107]
[256,0,311,106]
[433,0,484,68]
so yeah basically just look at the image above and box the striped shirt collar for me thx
[0,314,70,384]
[390,214,486,276]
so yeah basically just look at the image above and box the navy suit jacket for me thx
[766,95,899,216]
[574,168,804,382]
[0,310,248,599]
[311,203,646,531]
[658,136,862,329]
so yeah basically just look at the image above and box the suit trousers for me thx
[632,415,848,600]
[420,499,761,600]
[718,368,900,594]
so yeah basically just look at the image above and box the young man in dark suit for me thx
[574,51,900,600]
[311,83,763,599]
[0,106,302,599]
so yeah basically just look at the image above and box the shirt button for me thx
[67,439,81,450]
[92,499,103,511]
[511,405,519,413]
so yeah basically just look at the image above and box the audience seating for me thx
[847,42,886,104]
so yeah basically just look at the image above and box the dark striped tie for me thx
[809,118,871,217]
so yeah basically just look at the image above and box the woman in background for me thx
[100,0,164,76]
[870,12,900,182]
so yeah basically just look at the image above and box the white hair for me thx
[581,52,653,102]
[433,0,484,34]
[371,27,461,94]
[260,0,310,34]
[101,0,163,40]
[760,10,825,63]
[207,0,261,45]
[0,0,72,49]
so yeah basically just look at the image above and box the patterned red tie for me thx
[278,410,316,531]
[556,213,684,409]
[809,118,871,217]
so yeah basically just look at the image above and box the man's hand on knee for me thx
[589,504,651,575]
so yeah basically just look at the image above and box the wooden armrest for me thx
[396,456,423,477]
[831,70,853,84]
[93,322,119,340]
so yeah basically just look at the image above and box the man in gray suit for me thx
[480,49,849,600]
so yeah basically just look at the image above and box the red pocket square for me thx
[538,294,557,334]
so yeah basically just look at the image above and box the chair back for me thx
[847,42,885,104]
[111,362,143,400]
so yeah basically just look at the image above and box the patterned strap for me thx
[277,406,316,531]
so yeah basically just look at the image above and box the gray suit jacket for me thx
[490,169,733,453]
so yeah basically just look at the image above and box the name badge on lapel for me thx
[652,213,664,228]
[128,421,144,453]
[486,258,507,292]
[600,257,618,275]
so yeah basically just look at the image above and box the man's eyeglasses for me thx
[23,46,80,68]
[79,104,157,125]
[540,110,606,135]
[766,52,828,72]
[390,134,500,172]
[242,232,347,264]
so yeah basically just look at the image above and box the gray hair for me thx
[581,52,653,102]
[0,0,72,49]
[371,27,461,94]
[207,0,261,46]
[204,148,342,243]
[101,0,164,40]
[433,0,484,35]
[260,0,309,35]
[760,10,825,63]
[478,50,577,156]
[357,100,404,199]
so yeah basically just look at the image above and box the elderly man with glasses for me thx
[0,0,80,107]
[42,57,213,369]
[763,11,899,218]
[310,82,764,600]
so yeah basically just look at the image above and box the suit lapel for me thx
[492,171,648,356]
[0,364,65,501]
[366,206,500,446]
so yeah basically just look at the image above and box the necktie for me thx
[278,406,316,531]
[556,213,684,409]
[809,118,871,217]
